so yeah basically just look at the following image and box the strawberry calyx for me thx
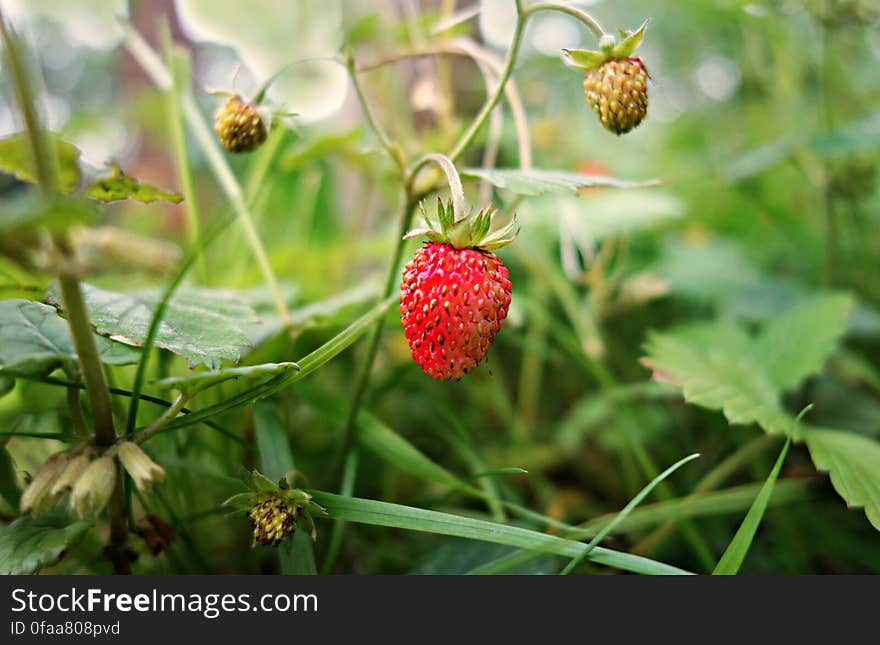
[562,19,649,72]
[403,197,519,252]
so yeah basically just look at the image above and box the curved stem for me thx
[345,49,407,174]
[446,2,527,163]
[134,392,189,445]
[357,41,532,171]
[1,15,127,571]
[526,2,607,39]
[409,153,466,219]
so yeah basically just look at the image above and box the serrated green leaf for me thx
[804,428,880,531]
[461,167,659,196]
[0,132,81,193]
[153,362,299,395]
[642,321,794,434]
[0,299,140,377]
[714,438,791,574]
[308,491,693,575]
[86,164,183,204]
[754,294,853,390]
[45,283,259,369]
[0,509,93,574]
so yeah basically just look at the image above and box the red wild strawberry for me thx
[400,198,517,380]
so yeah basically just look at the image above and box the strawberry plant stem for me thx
[161,23,208,285]
[1,14,129,573]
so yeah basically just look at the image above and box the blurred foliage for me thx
[0,0,879,575]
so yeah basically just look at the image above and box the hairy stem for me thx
[1,14,127,572]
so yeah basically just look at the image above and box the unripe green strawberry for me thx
[582,57,648,135]
[214,94,268,153]
[400,199,516,380]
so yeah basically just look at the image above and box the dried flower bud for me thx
[117,442,166,493]
[20,452,68,516]
[70,456,116,517]
[249,494,298,546]
[50,453,92,496]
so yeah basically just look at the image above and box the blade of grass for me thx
[713,437,791,575]
[161,23,207,285]
[559,453,700,575]
[467,478,814,574]
[308,490,694,575]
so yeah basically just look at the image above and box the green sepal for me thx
[222,492,257,511]
[561,19,649,71]
[561,48,607,71]
[611,19,649,59]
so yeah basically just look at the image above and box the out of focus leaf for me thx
[461,167,659,196]
[754,294,852,390]
[0,132,81,193]
[45,283,258,369]
[0,508,93,574]
[0,299,139,377]
[86,163,183,204]
[0,194,96,235]
[725,111,880,180]
[805,428,880,531]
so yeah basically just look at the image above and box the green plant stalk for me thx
[162,28,208,285]
[0,14,128,572]
[444,0,606,164]
[122,22,290,325]
[623,423,715,571]
[633,434,779,556]
[346,49,407,174]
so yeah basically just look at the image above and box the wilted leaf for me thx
[0,509,93,574]
[0,299,139,377]
[0,132,81,193]
[86,164,183,204]
[46,283,259,369]
[804,428,880,531]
